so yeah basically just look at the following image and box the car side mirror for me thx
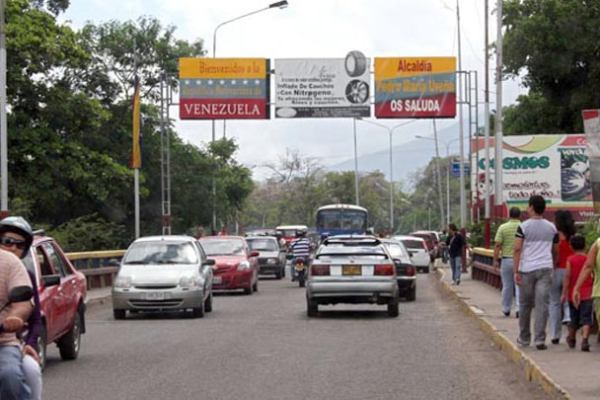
[42,274,61,288]
[250,251,259,258]
[408,253,413,258]
[203,259,216,266]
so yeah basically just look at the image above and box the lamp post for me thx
[415,135,460,226]
[355,118,417,233]
[211,0,289,232]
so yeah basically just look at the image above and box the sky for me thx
[60,0,524,181]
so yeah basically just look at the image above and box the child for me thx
[561,234,594,351]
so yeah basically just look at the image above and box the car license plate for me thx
[213,276,222,284]
[343,265,361,276]
[146,292,164,301]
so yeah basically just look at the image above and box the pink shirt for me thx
[0,250,32,346]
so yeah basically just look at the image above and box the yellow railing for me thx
[66,250,126,261]
[472,247,494,258]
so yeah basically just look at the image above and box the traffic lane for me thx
[43,275,546,400]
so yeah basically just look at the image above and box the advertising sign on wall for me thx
[274,52,371,118]
[471,134,594,221]
[374,57,456,118]
[583,109,600,214]
[179,58,270,120]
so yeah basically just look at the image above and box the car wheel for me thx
[244,285,252,295]
[253,280,258,292]
[424,266,430,274]
[192,301,205,318]
[58,311,82,360]
[38,324,47,371]
[406,287,417,302]
[387,296,399,318]
[307,299,318,317]
[113,309,126,320]
[205,292,213,312]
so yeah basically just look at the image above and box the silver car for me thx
[306,236,399,318]
[112,236,215,319]
[245,236,286,279]
[391,235,431,273]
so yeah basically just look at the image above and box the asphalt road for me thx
[42,273,546,400]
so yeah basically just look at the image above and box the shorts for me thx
[569,300,593,330]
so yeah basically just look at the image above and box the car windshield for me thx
[247,239,278,252]
[200,239,245,256]
[385,243,406,258]
[316,245,388,260]
[401,240,424,250]
[123,242,198,265]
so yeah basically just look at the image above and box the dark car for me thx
[21,235,88,369]
[245,236,285,279]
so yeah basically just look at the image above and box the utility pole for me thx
[494,0,504,216]
[456,0,466,229]
[433,120,445,229]
[484,0,491,247]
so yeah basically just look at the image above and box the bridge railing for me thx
[66,250,125,290]
[471,247,501,290]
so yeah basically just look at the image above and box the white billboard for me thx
[275,53,371,118]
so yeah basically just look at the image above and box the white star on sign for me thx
[232,80,236,85]
[220,80,225,85]
[196,80,201,85]
[243,80,248,85]
[255,80,260,85]
[184,80,190,85]
[208,80,213,85]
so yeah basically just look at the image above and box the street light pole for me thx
[356,118,417,233]
[211,0,289,233]
[432,120,445,229]
[353,118,359,206]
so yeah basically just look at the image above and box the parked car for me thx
[112,235,215,319]
[245,236,285,279]
[200,236,259,294]
[381,239,416,301]
[392,235,431,273]
[410,231,438,261]
[306,235,399,317]
[21,235,87,369]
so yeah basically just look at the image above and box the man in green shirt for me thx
[493,207,522,317]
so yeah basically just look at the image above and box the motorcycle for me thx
[286,254,307,288]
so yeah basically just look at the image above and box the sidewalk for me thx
[86,287,112,308]
[437,263,600,400]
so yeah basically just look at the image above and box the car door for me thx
[41,242,77,335]
[195,241,212,294]
[34,245,62,341]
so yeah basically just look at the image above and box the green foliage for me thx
[580,218,599,249]
[502,0,600,134]
[46,214,128,252]
[466,220,501,249]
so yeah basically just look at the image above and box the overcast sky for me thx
[61,0,524,180]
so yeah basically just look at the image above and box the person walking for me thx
[573,233,600,344]
[447,224,465,285]
[514,195,559,350]
[493,207,521,318]
[193,226,204,240]
[549,210,575,344]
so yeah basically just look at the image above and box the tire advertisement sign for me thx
[179,58,270,120]
[274,52,371,118]
[374,57,456,118]
[583,109,600,214]
[470,134,594,221]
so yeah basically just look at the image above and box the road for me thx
[42,274,546,400]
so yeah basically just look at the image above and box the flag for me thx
[130,76,142,169]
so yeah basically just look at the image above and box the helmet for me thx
[0,216,34,258]
[295,228,307,237]
[320,232,330,241]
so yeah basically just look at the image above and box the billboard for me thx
[179,58,270,120]
[274,53,371,118]
[583,110,600,214]
[471,134,594,221]
[374,57,456,118]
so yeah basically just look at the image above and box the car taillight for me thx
[406,266,416,276]
[311,265,330,276]
[374,264,394,276]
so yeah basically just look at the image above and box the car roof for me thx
[322,235,381,246]
[392,235,425,241]
[245,236,276,241]
[276,225,308,230]
[200,235,245,241]
[133,235,197,243]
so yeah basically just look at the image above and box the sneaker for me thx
[582,339,590,352]
[456,280,460,285]
[551,338,560,345]
[536,344,548,350]
[567,336,576,349]
[515,311,519,318]
[517,338,529,347]
[503,311,510,317]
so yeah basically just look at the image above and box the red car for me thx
[21,235,87,369]
[199,236,259,294]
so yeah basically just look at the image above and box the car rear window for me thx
[384,243,407,258]
[200,239,245,256]
[401,240,425,250]
[124,242,198,264]
[246,239,278,252]
[316,245,388,260]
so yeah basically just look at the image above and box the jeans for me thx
[23,354,42,400]
[500,258,520,314]
[518,268,553,346]
[449,256,462,282]
[0,345,30,400]
[549,268,570,341]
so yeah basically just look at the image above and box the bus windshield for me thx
[316,206,367,235]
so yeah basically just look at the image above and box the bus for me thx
[316,204,368,236]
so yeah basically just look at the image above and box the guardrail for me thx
[471,247,501,290]
[66,250,125,290]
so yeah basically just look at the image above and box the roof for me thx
[133,235,197,243]
[275,225,308,230]
[245,236,277,242]
[200,236,245,241]
[316,204,368,212]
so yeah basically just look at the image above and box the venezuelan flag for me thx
[130,76,142,169]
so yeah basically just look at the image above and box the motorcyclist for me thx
[0,217,42,400]
[289,228,311,282]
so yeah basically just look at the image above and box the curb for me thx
[434,267,570,400]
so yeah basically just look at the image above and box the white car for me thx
[391,235,431,273]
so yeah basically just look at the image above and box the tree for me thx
[502,0,600,134]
